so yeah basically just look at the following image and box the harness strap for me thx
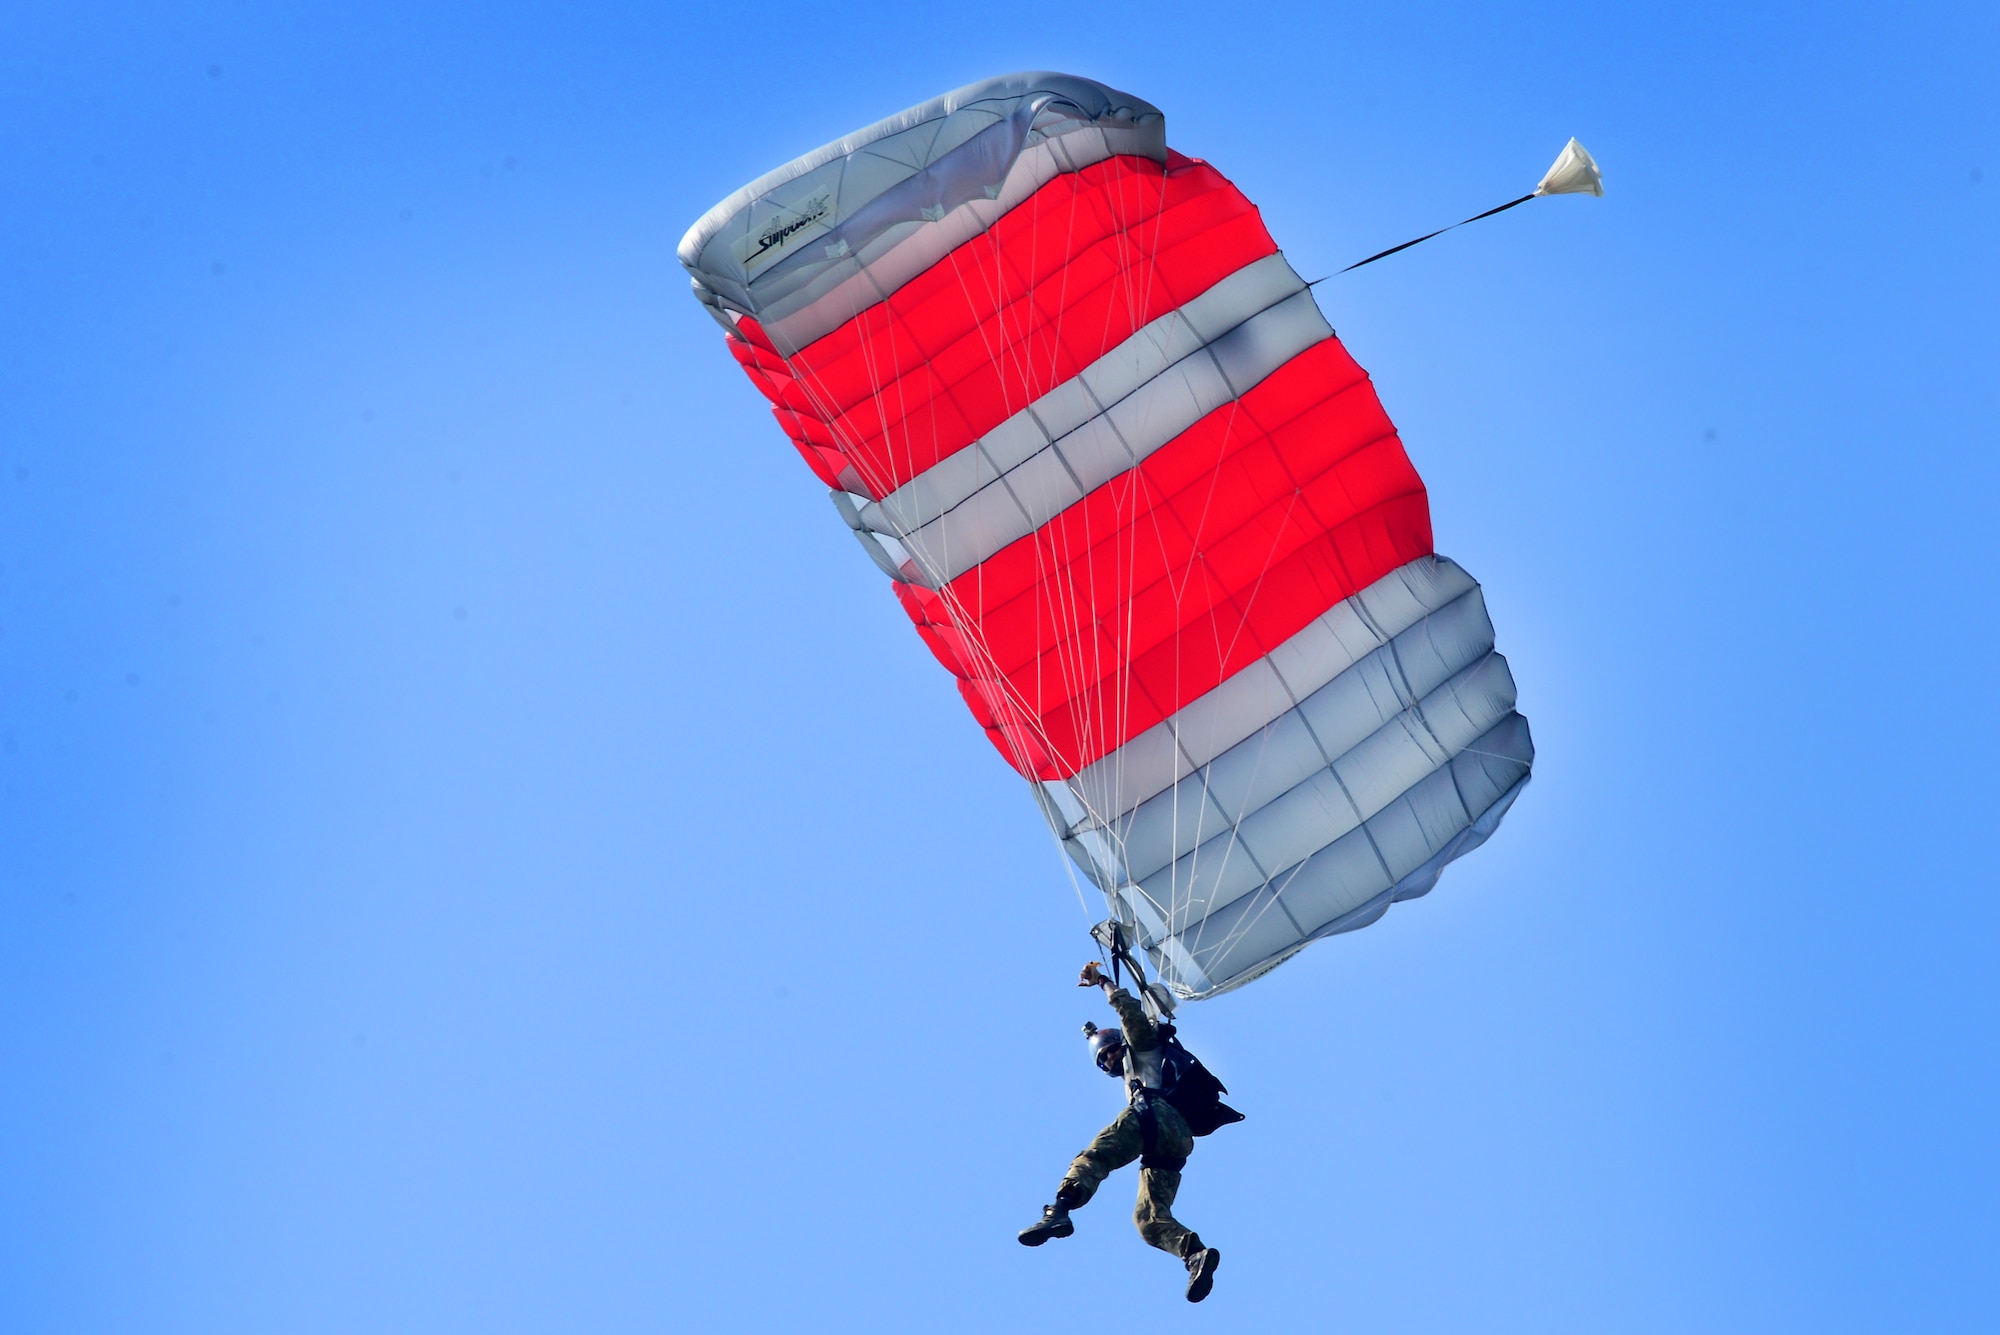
[1132,1090,1158,1146]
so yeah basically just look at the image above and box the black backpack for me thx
[1155,1022,1245,1137]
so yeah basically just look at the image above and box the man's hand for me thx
[1078,961,1114,989]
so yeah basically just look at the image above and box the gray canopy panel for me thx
[1036,556,1533,998]
[679,73,1164,354]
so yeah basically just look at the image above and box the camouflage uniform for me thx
[1055,987,1204,1260]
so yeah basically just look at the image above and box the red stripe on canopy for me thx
[732,151,1277,499]
[930,338,1432,777]
[724,150,1435,781]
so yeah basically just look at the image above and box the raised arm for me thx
[1079,962,1159,1051]
[1106,985,1159,1052]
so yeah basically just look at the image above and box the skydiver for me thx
[1017,961,1223,1303]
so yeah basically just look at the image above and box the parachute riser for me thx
[1091,919,1177,1021]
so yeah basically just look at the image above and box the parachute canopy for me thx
[682,74,1534,999]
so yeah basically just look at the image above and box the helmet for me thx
[1087,1025,1126,1073]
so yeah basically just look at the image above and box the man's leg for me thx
[1133,1165,1198,1258]
[1020,1111,1142,1246]
[1060,1110,1144,1209]
[1132,1105,1220,1301]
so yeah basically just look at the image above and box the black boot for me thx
[1017,1203,1074,1246]
[1184,1244,1221,1302]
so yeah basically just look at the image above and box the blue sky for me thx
[3,3,1995,1331]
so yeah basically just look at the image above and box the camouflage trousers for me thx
[1058,1097,1202,1259]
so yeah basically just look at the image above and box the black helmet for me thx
[1087,1025,1126,1074]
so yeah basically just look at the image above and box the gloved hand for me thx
[1078,961,1113,989]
